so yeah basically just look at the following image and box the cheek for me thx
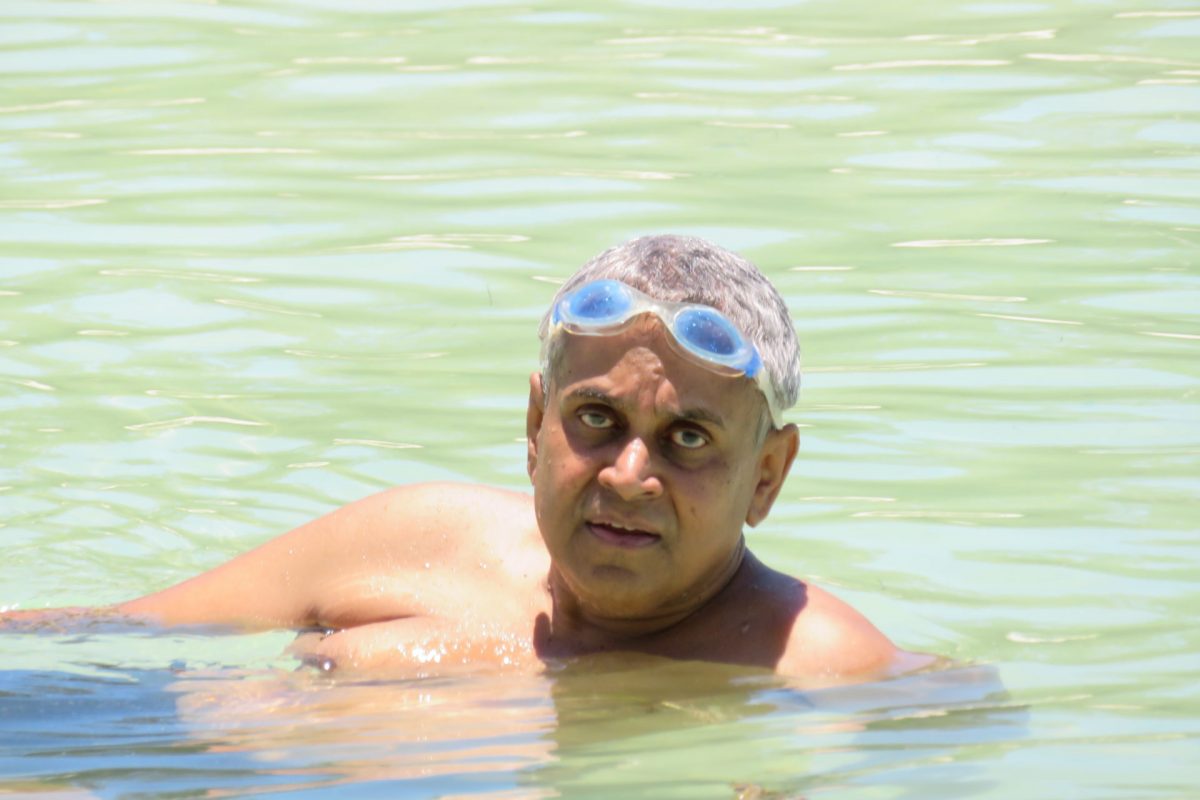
[675,468,728,515]
[681,457,755,521]
[535,424,588,505]
[545,417,596,474]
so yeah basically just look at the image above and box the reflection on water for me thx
[0,660,1013,799]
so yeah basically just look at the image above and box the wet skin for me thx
[1,321,934,682]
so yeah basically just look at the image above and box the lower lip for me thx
[586,522,661,549]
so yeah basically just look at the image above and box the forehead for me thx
[550,321,764,425]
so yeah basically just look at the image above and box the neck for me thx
[546,536,748,643]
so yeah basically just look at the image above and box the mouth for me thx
[585,520,662,549]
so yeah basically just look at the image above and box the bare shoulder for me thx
[780,582,893,670]
[334,482,535,553]
[354,480,530,519]
[768,573,934,682]
[378,481,532,513]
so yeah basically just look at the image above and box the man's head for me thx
[526,235,801,630]
[537,235,801,434]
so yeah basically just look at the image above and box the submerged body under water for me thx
[1,650,1013,799]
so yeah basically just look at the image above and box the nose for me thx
[597,436,663,501]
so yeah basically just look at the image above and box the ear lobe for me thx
[526,371,546,483]
[745,424,799,528]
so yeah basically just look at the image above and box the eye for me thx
[669,427,709,450]
[578,409,615,430]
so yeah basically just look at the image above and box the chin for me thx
[572,567,678,614]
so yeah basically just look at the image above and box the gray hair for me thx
[538,235,801,426]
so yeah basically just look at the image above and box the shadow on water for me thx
[0,658,1023,799]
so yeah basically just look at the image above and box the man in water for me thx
[2,235,933,682]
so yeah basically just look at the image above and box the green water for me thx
[2,0,1198,797]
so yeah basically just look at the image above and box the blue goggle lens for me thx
[562,279,631,325]
[676,307,739,357]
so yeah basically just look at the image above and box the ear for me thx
[745,423,799,528]
[526,371,546,483]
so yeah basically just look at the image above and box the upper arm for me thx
[117,482,501,630]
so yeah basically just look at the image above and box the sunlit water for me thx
[2,0,1197,797]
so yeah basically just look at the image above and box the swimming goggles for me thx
[544,279,783,427]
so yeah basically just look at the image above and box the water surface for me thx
[2,0,1198,797]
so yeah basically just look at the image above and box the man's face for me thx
[526,318,797,624]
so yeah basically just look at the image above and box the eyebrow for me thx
[564,386,728,429]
